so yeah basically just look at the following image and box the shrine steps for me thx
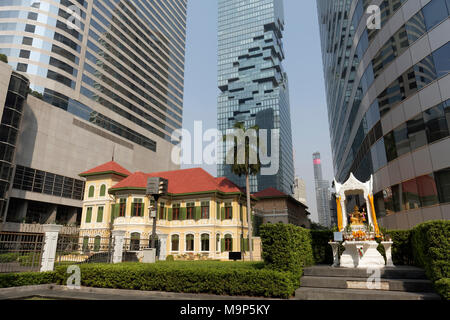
[294,265,441,300]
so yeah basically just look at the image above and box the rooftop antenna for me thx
[112,144,115,161]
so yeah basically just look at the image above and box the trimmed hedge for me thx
[309,230,333,265]
[260,223,314,274]
[0,271,56,288]
[0,253,21,263]
[410,220,449,283]
[54,262,295,299]
[434,278,450,300]
[388,230,414,265]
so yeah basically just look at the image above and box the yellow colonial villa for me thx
[78,161,260,261]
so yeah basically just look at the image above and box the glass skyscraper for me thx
[317,0,450,229]
[217,0,294,194]
[0,0,186,152]
[0,1,187,227]
[313,152,331,227]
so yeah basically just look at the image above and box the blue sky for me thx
[181,0,334,222]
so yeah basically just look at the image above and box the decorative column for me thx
[112,230,126,264]
[340,197,348,230]
[40,224,63,272]
[364,195,374,227]
[158,234,168,261]
[382,241,395,267]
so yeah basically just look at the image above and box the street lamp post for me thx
[150,195,159,249]
[146,177,168,250]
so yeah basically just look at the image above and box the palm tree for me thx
[225,122,261,261]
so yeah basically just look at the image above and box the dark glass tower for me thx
[217,0,294,194]
[317,0,450,229]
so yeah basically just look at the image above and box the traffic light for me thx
[146,177,168,196]
[158,178,168,195]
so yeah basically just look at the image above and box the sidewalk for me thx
[0,284,280,300]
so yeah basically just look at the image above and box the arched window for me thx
[201,234,209,252]
[171,234,179,251]
[130,232,140,251]
[94,236,101,252]
[185,234,194,252]
[99,184,106,197]
[224,234,233,252]
[88,185,95,198]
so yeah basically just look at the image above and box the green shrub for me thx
[259,223,314,274]
[55,262,295,299]
[309,230,334,264]
[0,54,7,63]
[17,253,41,267]
[388,230,413,265]
[410,220,449,282]
[0,271,56,288]
[165,255,174,262]
[0,253,21,263]
[434,278,450,300]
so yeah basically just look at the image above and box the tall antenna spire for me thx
[112,145,115,161]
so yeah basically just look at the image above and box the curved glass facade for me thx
[0,0,187,151]
[317,0,450,226]
[0,70,29,216]
[217,0,295,194]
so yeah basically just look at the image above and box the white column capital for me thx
[42,224,63,233]
[112,230,126,237]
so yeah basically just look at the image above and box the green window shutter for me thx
[111,204,119,222]
[195,207,201,221]
[221,238,225,252]
[180,207,187,220]
[86,207,92,223]
[100,185,106,196]
[221,207,225,220]
[88,186,94,198]
[97,207,103,223]
[94,236,101,252]
[168,208,173,221]
[244,238,249,251]
[82,237,89,251]
[240,205,243,221]
[140,203,144,217]
[131,203,135,216]
[164,207,168,220]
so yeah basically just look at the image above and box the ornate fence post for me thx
[40,224,63,272]
[112,230,126,263]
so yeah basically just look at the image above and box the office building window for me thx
[435,168,450,204]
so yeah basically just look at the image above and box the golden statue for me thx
[350,206,366,225]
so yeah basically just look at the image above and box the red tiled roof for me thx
[253,187,288,198]
[109,168,244,195]
[80,161,132,177]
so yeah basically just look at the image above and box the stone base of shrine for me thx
[339,241,386,268]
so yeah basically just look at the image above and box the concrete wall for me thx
[0,62,13,121]
[12,95,179,208]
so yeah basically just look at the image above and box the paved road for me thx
[0,284,280,300]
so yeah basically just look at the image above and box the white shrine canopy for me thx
[333,173,379,233]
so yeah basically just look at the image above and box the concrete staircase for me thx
[294,265,441,300]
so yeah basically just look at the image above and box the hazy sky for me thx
[181,0,334,222]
